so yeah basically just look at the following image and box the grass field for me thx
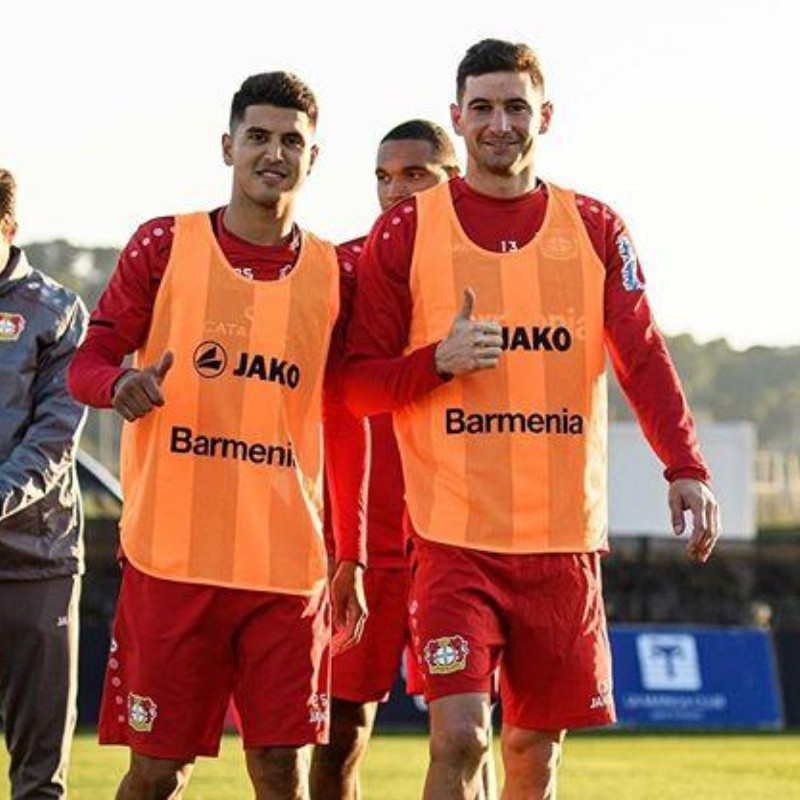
[2,731,799,799]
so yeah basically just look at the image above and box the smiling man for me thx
[343,39,721,799]
[311,119,468,800]
[68,72,367,800]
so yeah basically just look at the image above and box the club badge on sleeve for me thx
[0,312,25,341]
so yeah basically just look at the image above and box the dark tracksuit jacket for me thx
[0,245,87,800]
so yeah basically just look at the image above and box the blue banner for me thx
[611,625,784,729]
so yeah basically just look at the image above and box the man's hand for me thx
[668,478,721,563]
[330,560,368,655]
[112,350,174,422]
[434,288,503,377]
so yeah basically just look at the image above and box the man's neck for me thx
[223,198,296,247]
[464,164,538,199]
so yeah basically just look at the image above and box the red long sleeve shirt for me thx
[344,178,710,499]
[68,208,367,564]
[326,237,407,567]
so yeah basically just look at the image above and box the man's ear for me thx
[0,214,17,244]
[308,143,319,175]
[539,101,554,134]
[222,132,234,166]
[450,103,464,137]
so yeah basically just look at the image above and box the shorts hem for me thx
[423,683,493,703]
[98,735,220,761]
[502,711,616,732]
[331,688,392,704]
[241,733,329,749]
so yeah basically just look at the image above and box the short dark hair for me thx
[456,39,545,101]
[229,71,318,131]
[0,169,16,220]
[380,119,459,170]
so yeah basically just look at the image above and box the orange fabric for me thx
[394,182,607,553]
[120,213,339,593]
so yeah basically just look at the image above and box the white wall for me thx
[609,422,756,539]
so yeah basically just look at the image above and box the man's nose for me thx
[387,180,410,203]
[263,138,283,160]
[489,107,511,133]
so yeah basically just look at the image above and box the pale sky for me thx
[5,0,798,350]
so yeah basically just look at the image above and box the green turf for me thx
[1,731,799,799]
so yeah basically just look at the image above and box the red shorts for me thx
[99,564,330,758]
[331,567,410,703]
[403,645,425,697]
[409,538,615,731]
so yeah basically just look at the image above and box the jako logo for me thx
[636,633,702,691]
[193,341,227,378]
[192,340,302,388]
[501,325,572,352]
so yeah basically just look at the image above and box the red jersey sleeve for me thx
[323,245,369,565]
[67,217,174,407]
[343,199,447,418]
[579,195,710,483]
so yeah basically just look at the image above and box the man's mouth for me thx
[256,167,288,181]
[483,139,519,149]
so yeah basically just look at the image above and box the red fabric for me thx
[68,209,366,565]
[344,177,710,486]
[98,563,331,756]
[331,567,410,703]
[408,537,615,730]
[402,645,425,697]
[323,236,407,566]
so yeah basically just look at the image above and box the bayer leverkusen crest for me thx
[423,635,470,675]
[0,312,25,341]
[128,693,158,733]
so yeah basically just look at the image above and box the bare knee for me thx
[501,727,564,798]
[122,753,193,800]
[316,700,375,771]
[428,694,492,776]
[316,721,371,772]
[247,746,307,795]
[430,721,490,773]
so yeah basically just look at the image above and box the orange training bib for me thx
[394,182,607,553]
[119,212,339,593]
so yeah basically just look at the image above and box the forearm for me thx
[343,342,447,417]
[1,304,88,519]
[323,386,369,566]
[607,307,710,483]
[0,426,84,521]
[68,219,168,408]
[67,335,129,407]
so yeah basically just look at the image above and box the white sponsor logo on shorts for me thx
[590,679,614,709]
[309,692,329,725]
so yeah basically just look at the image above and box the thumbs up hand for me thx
[112,350,175,422]
[434,289,503,377]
